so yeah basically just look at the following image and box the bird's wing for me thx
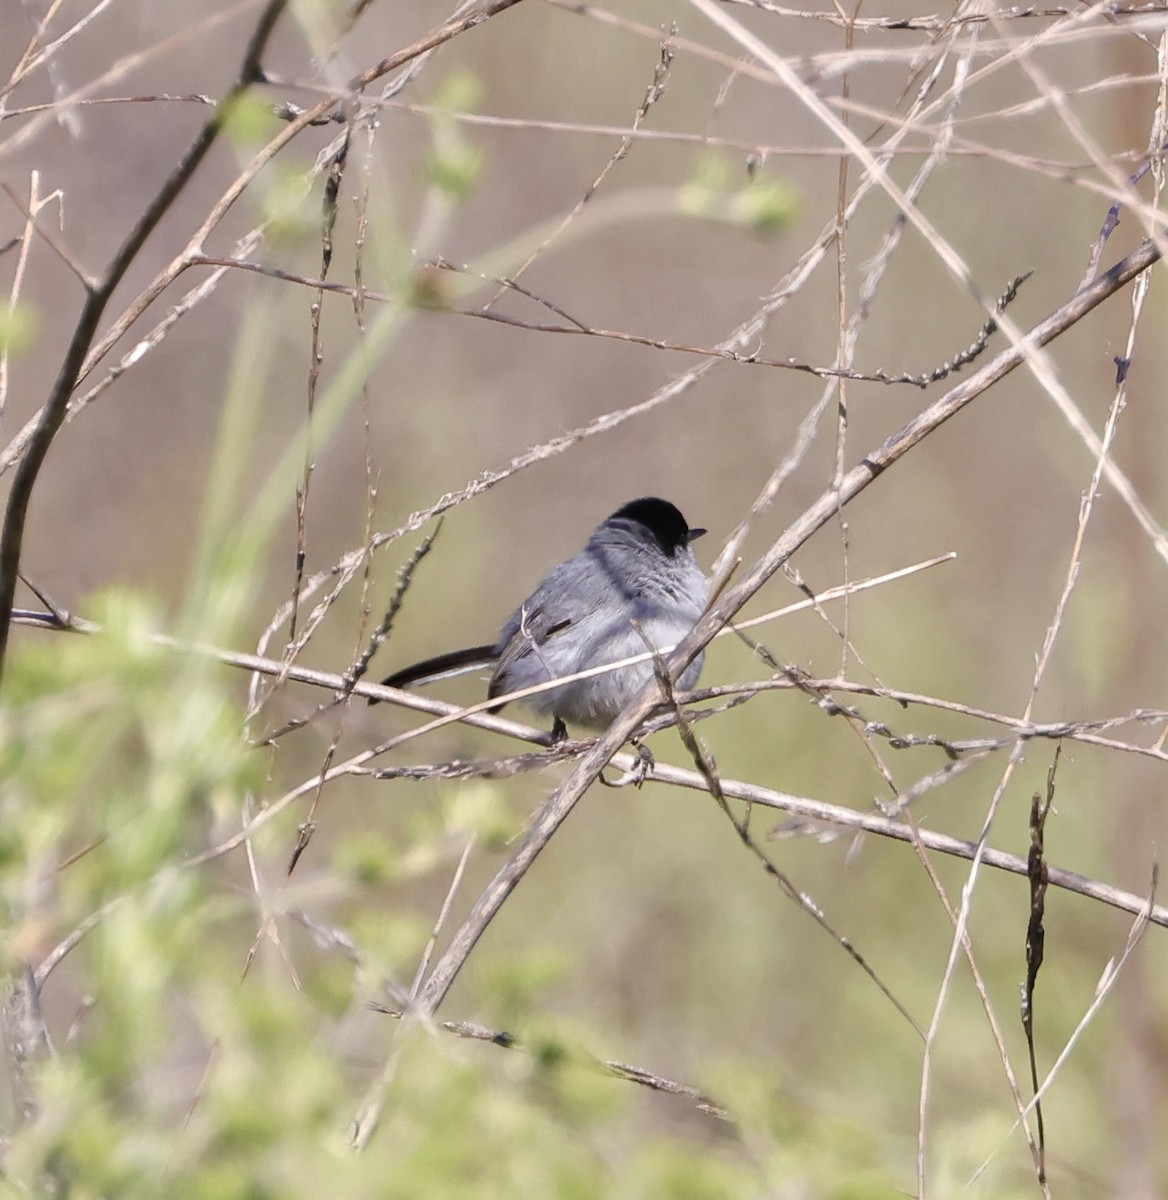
[488,559,606,699]
[492,600,574,674]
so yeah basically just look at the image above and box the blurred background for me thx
[2,0,1168,1195]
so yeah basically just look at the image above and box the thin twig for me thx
[367,1002,732,1121]
[970,864,1158,1186]
[0,0,291,682]
[1022,749,1059,1185]
[661,658,925,1037]
[349,838,477,1151]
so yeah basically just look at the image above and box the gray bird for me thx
[371,497,708,740]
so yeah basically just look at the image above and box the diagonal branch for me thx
[412,234,1161,1018]
[0,0,290,684]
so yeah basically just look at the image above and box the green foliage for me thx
[618,1143,763,1200]
[0,302,37,356]
[220,93,281,148]
[681,152,798,234]
[433,69,485,115]
[442,780,523,850]
[262,164,322,245]
[479,945,572,1022]
[0,595,1000,1196]
[427,71,486,201]
[428,136,484,202]
[348,908,429,977]
[334,829,402,884]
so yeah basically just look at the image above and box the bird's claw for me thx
[600,740,655,789]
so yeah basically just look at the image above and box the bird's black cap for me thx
[609,497,705,556]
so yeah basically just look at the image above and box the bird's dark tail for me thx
[368,644,498,704]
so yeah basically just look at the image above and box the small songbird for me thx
[371,497,708,739]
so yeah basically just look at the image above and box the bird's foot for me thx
[629,739,657,787]
[632,740,655,785]
[600,739,655,789]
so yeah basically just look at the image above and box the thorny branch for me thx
[1023,749,1059,1185]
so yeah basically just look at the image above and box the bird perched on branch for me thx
[370,497,708,741]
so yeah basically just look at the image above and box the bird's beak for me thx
[688,527,707,542]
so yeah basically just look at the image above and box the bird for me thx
[370,497,708,741]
